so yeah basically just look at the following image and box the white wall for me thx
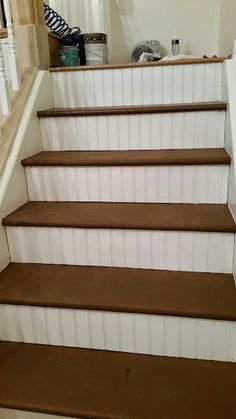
[219,0,236,57]
[48,0,110,34]
[109,0,222,63]
[48,0,236,63]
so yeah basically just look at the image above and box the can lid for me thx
[83,33,107,36]
[84,33,107,42]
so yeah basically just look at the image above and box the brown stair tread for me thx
[0,341,236,419]
[3,202,236,232]
[49,56,226,72]
[22,148,231,167]
[37,102,227,117]
[1,263,236,321]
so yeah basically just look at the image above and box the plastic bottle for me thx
[172,35,179,56]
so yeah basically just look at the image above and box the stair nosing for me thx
[0,341,235,419]
[37,102,227,118]
[0,263,236,322]
[49,57,226,72]
[22,149,231,167]
[3,202,236,233]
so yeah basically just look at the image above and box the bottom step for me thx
[0,342,236,419]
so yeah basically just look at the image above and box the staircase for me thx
[1,58,236,419]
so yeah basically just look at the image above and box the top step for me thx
[50,57,226,72]
[37,102,227,118]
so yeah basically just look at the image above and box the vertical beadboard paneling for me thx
[0,305,235,363]
[197,319,215,360]
[18,306,36,344]
[52,63,223,108]
[25,165,229,204]
[181,318,198,359]
[40,111,225,151]
[75,310,92,348]
[231,324,236,361]
[149,316,165,355]
[6,227,234,273]
[45,307,62,346]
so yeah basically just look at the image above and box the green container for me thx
[59,46,80,67]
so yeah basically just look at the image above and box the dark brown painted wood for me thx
[49,56,226,72]
[3,202,236,233]
[0,342,236,419]
[22,149,231,167]
[37,102,227,117]
[1,263,236,321]
[0,28,7,39]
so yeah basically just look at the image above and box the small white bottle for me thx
[172,35,179,56]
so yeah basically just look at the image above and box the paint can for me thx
[59,45,80,67]
[79,33,108,66]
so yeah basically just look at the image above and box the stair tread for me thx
[3,202,236,232]
[22,148,231,167]
[0,341,236,419]
[1,263,236,320]
[49,56,226,72]
[37,102,227,117]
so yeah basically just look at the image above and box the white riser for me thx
[6,228,234,273]
[0,305,235,363]
[40,111,225,151]
[0,409,73,419]
[52,63,223,107]
[25,165,229,204]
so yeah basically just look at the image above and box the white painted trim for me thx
[25,165,229,204]
[224,58,236,284]
[6,227,234,273]
[3,0,20,90]
[0,70,54,272]
[225,60,236,221]
[0,304,235,363]
[0,36,11,115]
[0,72,51,208]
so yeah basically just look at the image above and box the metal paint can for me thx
[79,33,108,66]
[59,45,80,67]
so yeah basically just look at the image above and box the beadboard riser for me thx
[0,409,74,419]
[6,228,234,273]
[25,165,229,204]
[40,111,225,151]
[0,305,235,363]
[52,63,223,108]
